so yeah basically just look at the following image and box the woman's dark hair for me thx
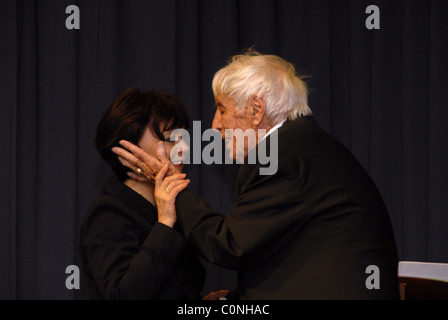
[95,88,189,181]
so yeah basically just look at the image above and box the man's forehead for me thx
[214,95,223,104]
[215,95,233,106]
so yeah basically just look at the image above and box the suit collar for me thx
[103,176,158,222]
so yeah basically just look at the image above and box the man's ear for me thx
[250,95,266,127]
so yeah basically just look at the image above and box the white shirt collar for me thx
[260,120,286,142]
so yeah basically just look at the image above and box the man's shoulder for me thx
[277,116,320,142]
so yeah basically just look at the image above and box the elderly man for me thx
[113,51,399,299]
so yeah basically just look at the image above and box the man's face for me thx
[212,95,254,162]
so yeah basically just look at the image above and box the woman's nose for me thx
[179,140,189,155]
[175,139,189,161]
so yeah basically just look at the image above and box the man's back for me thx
[235,116,399,299]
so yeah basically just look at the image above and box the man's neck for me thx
[258,119,286,142]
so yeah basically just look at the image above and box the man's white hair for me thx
[212,50,312,124]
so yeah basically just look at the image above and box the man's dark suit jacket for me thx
[176,116,399,299]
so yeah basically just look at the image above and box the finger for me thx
[158,175,187,197]
[216,290,229,297]
[202,290,229,300]
[166,178,190,192]
[117,154,148,182]
[156,141,168,160]
[119,140,166,181]
[120,140,159,165]
[170,181,190,197]
[126,171,149,183]
[155,141,180,175]
[117,156,137,171]
[168,164,181,175]
[112,147,143,169]
[155,165,169,187]
[163,173,187,185]
[213,290,229,299]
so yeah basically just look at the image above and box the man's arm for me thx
[112,139,308,270]
[175,159,308,270]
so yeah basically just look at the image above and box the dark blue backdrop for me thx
[1,0,447,299]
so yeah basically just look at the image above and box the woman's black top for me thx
[79,177,205,299]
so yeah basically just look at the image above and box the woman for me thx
[79,88,205,299]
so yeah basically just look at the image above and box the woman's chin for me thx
[174,163,184,172]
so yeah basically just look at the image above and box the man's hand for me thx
[202,290,229,300]
[111,140,178,182]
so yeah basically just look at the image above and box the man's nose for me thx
[212,109,222,131]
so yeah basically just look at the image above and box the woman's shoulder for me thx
[81,191,132,233]
[82,177,157,233]
[86,177,149,218]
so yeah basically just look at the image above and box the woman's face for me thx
[138,125,188,172]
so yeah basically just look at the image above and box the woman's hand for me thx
[154,165,190,228]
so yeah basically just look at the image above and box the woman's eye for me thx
[163,137,175,144]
